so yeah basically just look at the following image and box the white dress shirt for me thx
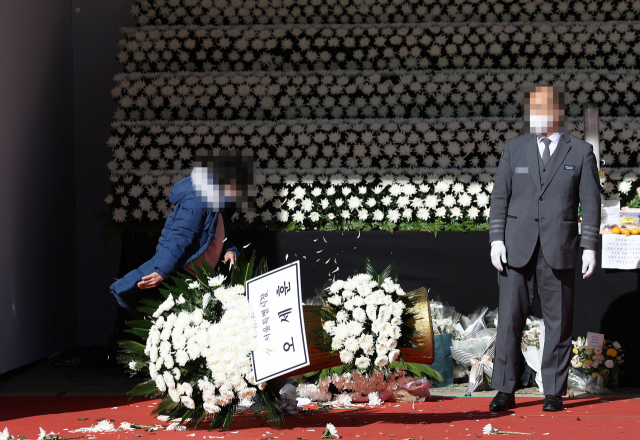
[492,131,595,255]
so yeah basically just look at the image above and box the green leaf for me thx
[138,298,162,309]
[389,361,443,386]
[125,319,153,330]
[208,399,239,431]
[152,396,179,416]
[127,380,160,398]
[118,340,146,356]
[124,328,150,339]
[136,306,159,316]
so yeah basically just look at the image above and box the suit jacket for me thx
[489,132,601,270]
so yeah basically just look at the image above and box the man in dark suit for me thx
[488,86,601,412]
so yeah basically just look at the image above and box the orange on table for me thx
[631,228,640,235]
[612,226,622,234]
[622,229,631,236]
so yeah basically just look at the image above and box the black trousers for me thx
[491,239,576,396]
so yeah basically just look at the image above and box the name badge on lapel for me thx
[564,165,575,170]
[515,167,529,173]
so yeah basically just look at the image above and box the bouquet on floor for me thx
[449,306,498,393]
[520,316,545,393]
[453,306,498,340]
[450,327,497,393]
[297,259,441,404]
[118,251,288,430]
[569,336,625,394]
[429,299,461,335]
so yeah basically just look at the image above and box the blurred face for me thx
[190,150,256,213]
[525,86,564,135]
[222,178,241,199]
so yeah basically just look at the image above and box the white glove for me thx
[491,241,507,272]
[582,249,597,279]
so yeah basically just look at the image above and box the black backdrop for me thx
[118,230,640,386]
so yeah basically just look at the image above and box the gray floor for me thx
[0,346,141,397]
[1,346,637,399]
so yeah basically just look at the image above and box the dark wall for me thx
[71,0,134,345]
[0,0,76,373]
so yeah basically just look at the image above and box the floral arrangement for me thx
[98,169,498,241]
[131,0,640,27]
[119,252,289,430]
[571,336,625,386]
[296,369,412,404]
[321,271,406,368]
[106,117,640,172]
[119,22,640,74]
[520,316,542,351]
[111,69,640,122]
[519,316,545,392]
[429,299,461,335]
[296,260,441,403]
[102,0,639,242]
[603,338,626,375]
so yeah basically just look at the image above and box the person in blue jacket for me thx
[109,149,255,313]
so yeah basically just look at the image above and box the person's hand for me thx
[491,241,508,272]
[582,250,597,279]
[138,272,165,289]
[223,251,237,267]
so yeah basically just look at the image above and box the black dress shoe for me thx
[489,391,515,411]
[542,395,564,411]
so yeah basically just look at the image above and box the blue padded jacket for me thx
[109,176,238,310]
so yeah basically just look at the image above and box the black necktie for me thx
[541,137,551,165]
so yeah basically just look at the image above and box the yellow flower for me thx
[572,348,578,354]
[607,348,617,357]
[603,338,606,343]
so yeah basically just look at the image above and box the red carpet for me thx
[1,396,639,440]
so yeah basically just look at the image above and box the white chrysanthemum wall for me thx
[102,0,640,234]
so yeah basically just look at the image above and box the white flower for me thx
[483,424,495,435]
[181,395,196,409]
[613,341,621,349]
[605,359,614,368]
[352,307,366,322]
[1,428,11,440]
[325,423,339,438]
[209,275,226,287]
[368,392,382,406]
[355,356,371,369]
[165,422,187,431]
[181,382,193,397]
[38,429,53,440]
[333,393,352,407]
[374,355,388,367]
[119,422,135,431]
[339,350,354,364]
